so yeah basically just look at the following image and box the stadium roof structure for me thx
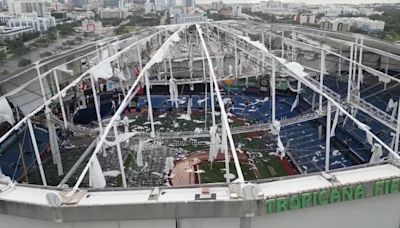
[0,21,400,226]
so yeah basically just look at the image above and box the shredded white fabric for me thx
[271,120,281,136]
[391,102,398,119]
[285,62,308,78]
[194,128,202,134]
[136,140,144,167]
[91,61,113,81]
[46,108,63,176]
[103,170,121,177]
[290,81,302,112]
[89,155,106,188]
[177,113,191,121]
[0,97,14,125]
[169,78,179,108]
[369,143,383,163]
[209,125,219,162]
[330,110,340,137]
[164,157,175,174]
[187,96,192,117]
[387,98,395,112]
[276,135,285,159]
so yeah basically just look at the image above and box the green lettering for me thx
[301,192,313,208]
[390,178,400,194]
[289,195,301,210]
[318,190,329,205]
[342,186,353,201]
[374,181,385,196]
[265,199,276,214]
[276,197,288,213]
[385,180,391,194]
[329,188,341,203]
[312,191,319,205]
[354,184,365,199]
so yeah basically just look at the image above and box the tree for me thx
[21,31,40,42]
[5,40,30,56]
[34,37,50,47]
[18,58,31,67]
[57,23,76,36]
[0,50,6,63]
[75,36,83,42]
[40,51,52,58]
[127,15,161,26]
[114,25,129,35]
[65,40,75,46]
[0,69,8,75]
[101,18,123,26]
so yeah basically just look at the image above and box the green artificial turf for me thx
[199,161,256,183]
[255,155,287,178]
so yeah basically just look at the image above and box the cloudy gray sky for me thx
[195,0,400,4]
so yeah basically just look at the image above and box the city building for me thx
[7,16,56,32]
[183,0,195,8]
[320,19,351,32]
[286,3,305,9]
[358,7,382,16]
[51,11,68,20]
[171,8,206,24]
[99,8,128,19]
[144,0,165,14]
[128,2,145,12]
[50,1,66,11]
[267,0,282,9]
[68,0,86,8]
[251,0,296,16]
[349,17,385,32]
[167,0,176,8]
[0,0,6,10]
[82,19,102,34]
[103,0,120,8]
[154,0,165,12]
[320,17,385,32]
[0,13,14,24]
[317,5,381,17]
[320,6,343,17]
[294,13,316,25]
[7,0,51,17]
[69,10,95,20]
[232,5,242,17]
[84,0,103,10]
[211,1,224,11]
[0,25,34,44]
[144,0,152,14]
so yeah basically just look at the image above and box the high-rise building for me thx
[69,0,87,8]
[103,0,119,8]
[7,16,56,32]
[144,0,152,13]
[85,0,103,10]
[7,0,51,17]
[144,0,165,14]
[183,0,195,8]
[232,5,241,17]
[211,1,224,11]
[167,0,175,8]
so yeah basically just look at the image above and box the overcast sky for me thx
[195,0,400,5]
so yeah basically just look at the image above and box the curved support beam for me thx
[210,23,400,160]
[71,25,186,191]
[0,28,172,148]
[196,24,245,183]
